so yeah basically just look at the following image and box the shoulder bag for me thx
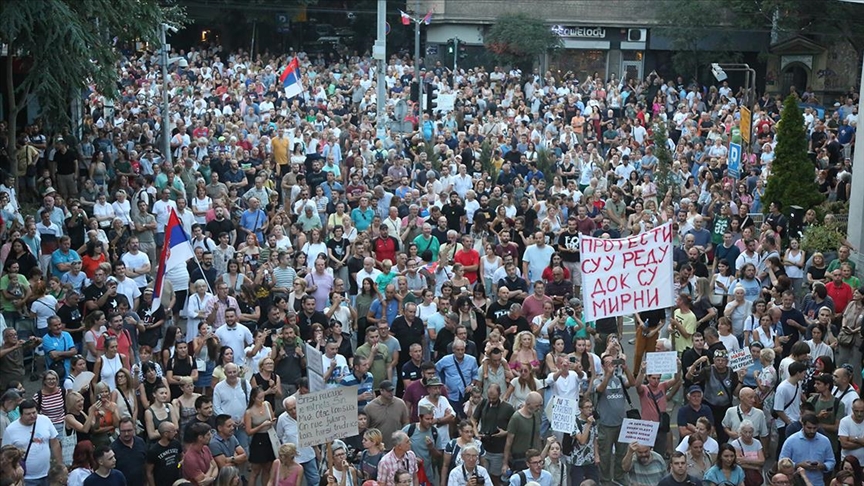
[618,376,641,420]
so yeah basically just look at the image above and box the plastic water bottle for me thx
[501,468,512,482]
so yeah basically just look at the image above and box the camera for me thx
[613,358,624,365]
[565,307,575,317]
[475,474,485,485]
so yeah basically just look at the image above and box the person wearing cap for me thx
[364,380,409,450]
[696,347,742,445]
[417,375,456,444]
[677,384,715,441]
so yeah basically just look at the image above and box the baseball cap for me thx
[379,380,395,391]
[425,376,443,387]
[687,385,703,395]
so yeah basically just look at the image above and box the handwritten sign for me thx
[729,349,753,372]
[306,344,325,392]
[580,224,675,321]
[646,351,678,376]
[296,386,359,447]
[618,418,659,446]
[547,396,578,434]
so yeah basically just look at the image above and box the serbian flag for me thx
[399,10,411,25]
[421,10,433,25]
[280,57,303,99]
[152,208,194,314]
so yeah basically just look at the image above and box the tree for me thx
[0,0,185,155]
[762,95,824,213]
[484,13,561,74]
[650,119,679,201]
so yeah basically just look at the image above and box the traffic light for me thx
[426,83,439,115]
[410,81,419,103]
[446,38,455,55]
[458,43,467,60]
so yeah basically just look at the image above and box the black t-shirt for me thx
[166,355,195,399]
[401,360,423,383]
[57,303,84,343]
[327,237,350,265]
[390,316,425,365]
[346,256,365,296]
[83,470,127,486]
[638,308,666,329]
[657,474,703,486]
[485,300,513,327]
[111,437,147,486]
[297,311,328,340]
[441,204,466,231]
[54,148,78,175]
[146,440,183,486]
[137,304,166,348]
[84,282,111,315]
[205,218,235,239]
[557,230,581,263]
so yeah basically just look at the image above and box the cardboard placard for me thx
[646,351,678,375]
[306,343,325,392]
[548,396,579,434]
[729,349,753,372]
[296,386,359,447]
[618,418,659,447]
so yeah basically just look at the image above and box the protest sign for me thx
[646,351,678,375]
[729,349,753,372]
[547,396,578,434]
[306,344,325,391]
[580,224,674,321]
[297,386,359,447]
[618,418,659,446]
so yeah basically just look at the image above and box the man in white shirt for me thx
[2,399,62,483]
[121,237,151,290]
[214,308,253,367]
[417,377,456,444]
[322,339,349,389]
[522,232,555,284]
[277,396,321,485]
[545,355,582,401]
[213,363,251,451]
[152,188,178,247]
[839,399,864,462]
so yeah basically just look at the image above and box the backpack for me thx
[406,422,438,444]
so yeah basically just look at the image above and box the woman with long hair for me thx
[237,284,261,328]
[211,346,235,389]
[136,361,167,410]
[220,259,249,296]
[839,456,864,486]
[216,466,242,486]
[81,241,108,279]
[191,320,219,394]
[166,339,198,399]
[245,386,277,486]
[503,362,543,409]
[144,382,179,441]
[355,278,380,337]
[287,279,308,313]
[839,287,864,388]
[703,443,745,486]
[67,441,97,486]
[89,382,119,447]
[509,330,540,375]
[63,391,95,464]
[112,368,137,421]
[93,335,127,391]
[160,325,182,371]
[268,443,306,486]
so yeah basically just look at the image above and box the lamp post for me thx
[374,0,387,141]
[414,0,422,115]
[160,23,172,166]
[840,0,864,267]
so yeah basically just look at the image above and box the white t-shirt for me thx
[121,251,151,287]
[418,395,455,444]
[30,295,58,329]
[3,415,58,480]
[676,434,719,455]
[839,416,864,461]
[522,244,554,283]
[321,353,349,388]
[215,323,254,367]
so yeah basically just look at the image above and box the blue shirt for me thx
[50,249,81,278]
[369,298,400,327]
[351,207,375,232]
[240,209,267,243]
[509,469,553,486]
[703,465,745,486]
[779,430,835,486]
[340,371,375,409]
[435,354,479,402]
[42,331,75,374]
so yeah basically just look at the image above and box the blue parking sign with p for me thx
[728,143,741,179]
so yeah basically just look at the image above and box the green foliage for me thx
[0,0,185,139]
[801,223,846,254]
[535,149,556,182]
[650,118,678,200]
[763,95,824,213]
[484,13,562,72]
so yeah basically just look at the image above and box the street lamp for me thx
[710,63,756,109]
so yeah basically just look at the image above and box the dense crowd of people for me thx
[0,37,860,486]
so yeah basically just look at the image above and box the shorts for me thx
[484,452,504,475]
[564,261,582,287]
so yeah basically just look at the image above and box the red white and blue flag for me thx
[280,57,303,99]
[421,10,433,25]
[152,208,194,314]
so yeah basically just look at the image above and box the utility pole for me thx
[374,0,387,141]
[453,37,459,71]
[160,24,172,165]
[414,0,422,116]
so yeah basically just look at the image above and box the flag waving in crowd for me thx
[280,57,303,99]
[152,208,194,314]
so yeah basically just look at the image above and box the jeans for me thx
[301,458,320,486]
[24,477,49,486]
[235,427,250,454]
[535,340,551,364]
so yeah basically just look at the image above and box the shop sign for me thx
[551,25,607,39]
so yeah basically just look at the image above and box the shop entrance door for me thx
[622,60,642,82]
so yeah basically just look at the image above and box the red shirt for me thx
[828,281,854,314]
[97,327,132,361]
[454,248,480,284]
[373,236,399,265]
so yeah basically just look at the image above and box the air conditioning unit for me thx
[627,29,646,42]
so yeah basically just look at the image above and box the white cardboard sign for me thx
[646,351,678,375]
[548,396,579,434]
[729,349,753,372]
[618,418,659,447]
[296,386,359,447]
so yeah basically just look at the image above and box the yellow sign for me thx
[740,107,751,145]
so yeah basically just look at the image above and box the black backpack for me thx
[406,422,438,444]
